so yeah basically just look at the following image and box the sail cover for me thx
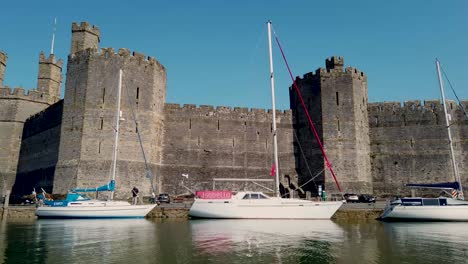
[406,181,460,190]
[70,180,115,193]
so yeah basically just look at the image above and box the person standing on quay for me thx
[132,187,139,205]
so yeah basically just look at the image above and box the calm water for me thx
[1,218,468,264]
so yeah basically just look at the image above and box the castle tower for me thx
[54,22,166,199]
[36,52,63,103]
[70,22,100,54]
[290,56,372,194]
[0,51,7,87]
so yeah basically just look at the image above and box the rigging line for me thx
[293,129,318,190]
[272,30,342,193]
[440,65,468,120]
[124,84,156,194]
[279,169,324,198]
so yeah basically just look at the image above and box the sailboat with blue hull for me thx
[36,69,156,219]
[380,59,468,221]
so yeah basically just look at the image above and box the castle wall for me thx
[53,47,166,199]
[160,104,296,195]
[13,100,63,195]
[369,100,468,197]
[0,88,51,197]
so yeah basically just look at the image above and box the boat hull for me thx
[380,205,468,221]
[36,201,156,219]
[189,198,343,219]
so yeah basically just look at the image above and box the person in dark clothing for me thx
[132,187,139,205]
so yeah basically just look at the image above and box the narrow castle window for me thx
[100,118,103,130]
[232,138,235,147]
[197,136,200,146]
[336,92,339,106]
[410,137,415,148]
[217,120,220,130]
[98,141,102,154]
[337,119,340,131]
[189,119,192,129]
[102,88,106,104]
[136,87,139,100]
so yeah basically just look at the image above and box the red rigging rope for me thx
[272,31,342,193]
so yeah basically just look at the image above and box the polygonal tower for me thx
[36,52,63,103]
[54,22,166,199]
[70,22,100,54]
[290,56,372,195]
[0,51,7,87]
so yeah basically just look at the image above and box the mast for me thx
[110,69,123,200]
[435,59,463,198]
[267,21,281,197]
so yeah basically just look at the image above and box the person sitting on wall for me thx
[150,192,156,204]
[132,187,139,205]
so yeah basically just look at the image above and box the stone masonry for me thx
[0,22,467,200]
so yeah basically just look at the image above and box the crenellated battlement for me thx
[0,86,50,103]
[164,103,292,118]
[368,99,458,113]
[71,22,100,39]
[325,56,344,70]
[39,52,64,68]
[294,56,366,82]
[69,47,166,70]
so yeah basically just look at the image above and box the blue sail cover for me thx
[70,180,115,193]
[406,181,460,190]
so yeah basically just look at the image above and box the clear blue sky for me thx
[1,0,467,110]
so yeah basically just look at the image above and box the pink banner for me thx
[196,190,232,199]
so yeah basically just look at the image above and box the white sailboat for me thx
[36,69,156,219]
[380,59,468,221]
[188,21,343,219]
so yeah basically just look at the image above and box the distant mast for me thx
[110,69,123,200]
[267,20,281,198]
[50,17,57,55]
[435,58,463,198]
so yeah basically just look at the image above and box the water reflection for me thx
[1,219,468,264]
[190,219,344,263]
[381,222,468,264]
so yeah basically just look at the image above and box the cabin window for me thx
[242,194,250,199]
[250,193,259,199]
[259,194,268,199]
[422,199,440,206]
[401,198,422,206]
[439,198,447,206]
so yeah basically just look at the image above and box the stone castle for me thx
[0,22,466,199]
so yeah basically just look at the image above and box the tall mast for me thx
[110,69,123,200]
[435,59,462,198]
[267,21,280,197]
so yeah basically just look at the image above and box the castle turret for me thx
[290,56,372,195]
[70,22,100,54]
[36,52,63,103]
[325,56,344,71]
[0,51,7,87]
